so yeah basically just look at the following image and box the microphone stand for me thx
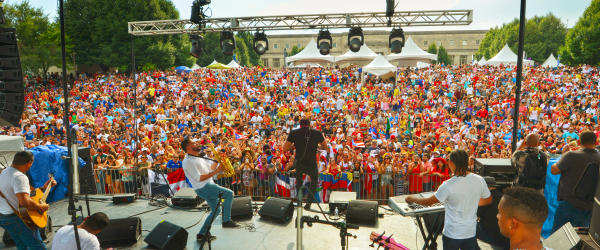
[301,215,358,250]
[200,191,223,250]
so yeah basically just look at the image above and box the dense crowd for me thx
[2,64,599,199]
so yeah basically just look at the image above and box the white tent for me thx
[286,39,335,64]
[334,43,378,65]
[541,54,563,67]
[227,60,241,68]
[472,59,478,65]
[288,62,322,68]
[477,57,487,65]
[486,44,534,66]
[0,135,24,169]
[386,36,437,67]
[415,61,431,69]
[191,64,201,70]
[363,54,397,76]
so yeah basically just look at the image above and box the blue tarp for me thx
[542,158,561,238]
[28,145,86,203]
[175,66,191,73]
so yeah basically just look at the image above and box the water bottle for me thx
[334,207,339,217]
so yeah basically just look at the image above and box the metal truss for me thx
[128,10,472,36]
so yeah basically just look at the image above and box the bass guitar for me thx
[18,174,54,229]
[369,231,410,250]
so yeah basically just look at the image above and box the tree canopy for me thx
[426,43,437,64]
[476,13,567,63]
[560,0,600,65]
[437,45,451,65]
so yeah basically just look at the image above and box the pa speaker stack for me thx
[0,28,24,127]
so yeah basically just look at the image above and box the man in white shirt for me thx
[180,137,238,242]
[0,151,55,250]
[406,149,492,250]
[51,212,109,250]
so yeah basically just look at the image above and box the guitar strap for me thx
[0,190,22,217]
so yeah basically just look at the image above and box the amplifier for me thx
[113,194,136,204]
[474,158,515,185]
[328,191,356,214]
[171,188,203,208]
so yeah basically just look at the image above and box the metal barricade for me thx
[93,168,139,195]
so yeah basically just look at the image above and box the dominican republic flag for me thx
[352,140,365,148]
[274,173,291,197]
[234,132,248,140]
[148,168,190,196]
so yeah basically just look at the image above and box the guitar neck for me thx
[40,178,53,204]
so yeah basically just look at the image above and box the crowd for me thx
[2,64,599,201]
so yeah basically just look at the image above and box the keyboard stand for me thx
[415,211,444,250]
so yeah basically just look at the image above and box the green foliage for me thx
[64,0,193,72]
[289,46,304,57]
[426,43,437,64]
[477,13,567,63]
[1,1,69,78]
[193,31,261,67]
[560,0,600,65]
[437,45,451,65]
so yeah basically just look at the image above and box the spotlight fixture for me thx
[317,29,332,55]
[253,31,268,55]
[220,31,236,55]
[190,34,204,58]
[389,27,405,54]
[347,27,364,53]
[190,0,210,25]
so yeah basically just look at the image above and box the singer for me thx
[181,136,239,242]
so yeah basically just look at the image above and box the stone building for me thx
[259,29,487,68]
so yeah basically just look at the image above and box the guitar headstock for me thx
[369,231,409,250]
[48,173,55,180]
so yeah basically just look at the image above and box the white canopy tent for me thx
[386,36,436,67]
[288,62,322,68]
[415,61,431,69]
[0,135,24,169]
[363,54,397,76]
[485,44,534,66]
[227,60,241,68]
[334,43,378,65]
[285,39,335,65]
[472,59,478,65]
[541,54,563,67]
[191,64,201,70]
[477,57,487,65]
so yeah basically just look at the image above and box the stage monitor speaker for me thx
[543,222,580,250]
[589,197,600,247]
[259,197,294,223]
[144,221,188,250]
[346,200,378,226]
[172,188,203,208]
[0,28,23,127]
[231,196,253,220]
[97,217,142,248]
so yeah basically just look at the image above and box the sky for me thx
[6,0,592,33]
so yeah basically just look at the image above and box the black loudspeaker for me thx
[0,28,23,127]
[346,200,378,225]
[589,197,600,246]
[231,196,253,220]
[144,221,188,250]
[259,197,294,223]
[77,147,97,194]
[172,188,203,208]
[97,217,142,247]
[543,222,580,250]
[3,216,52,245]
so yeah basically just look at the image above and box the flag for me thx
[148,168,191,196]
[352,140,365,148]
[274,173,291,197]
[234,132,248,140]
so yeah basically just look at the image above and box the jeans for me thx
[0,214,46,250]
[552,200,592,233]
[442,235,479,250]
[295,168,318,205]
[194,183,234,235]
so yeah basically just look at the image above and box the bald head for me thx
[525,133,539,148]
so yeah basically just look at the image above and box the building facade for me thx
[259,29,487,68]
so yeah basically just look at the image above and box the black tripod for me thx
[301,215,358,250]
[199,192,223,250]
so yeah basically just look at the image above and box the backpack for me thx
[518,151,547,189]
[573,161,600,202]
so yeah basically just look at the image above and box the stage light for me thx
[190,1,201,24]
[190,34,204,58]
[220,31,236,55]
[347,27,364,53]
[317,30,332,55]
[389,27,405,54]
[253,31,268,55]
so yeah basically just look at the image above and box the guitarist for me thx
[0,151,56,250]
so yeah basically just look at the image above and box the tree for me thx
[64,0,194,72]
[1,2,68,78]
[560,0,600,65]
[476,13,567,63]
[427,43,437,64]
[289,45,304,57]
[437,45,451,65]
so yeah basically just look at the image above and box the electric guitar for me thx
[18,174,54,229]
[369,231,410,250]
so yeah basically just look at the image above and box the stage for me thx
[0,196,498,249]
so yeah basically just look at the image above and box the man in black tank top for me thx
[283,118,328,209]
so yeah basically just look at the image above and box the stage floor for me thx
[0,196,497,249]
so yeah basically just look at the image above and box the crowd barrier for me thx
[93,168,449,204]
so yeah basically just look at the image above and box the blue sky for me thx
[6,0,591,32]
